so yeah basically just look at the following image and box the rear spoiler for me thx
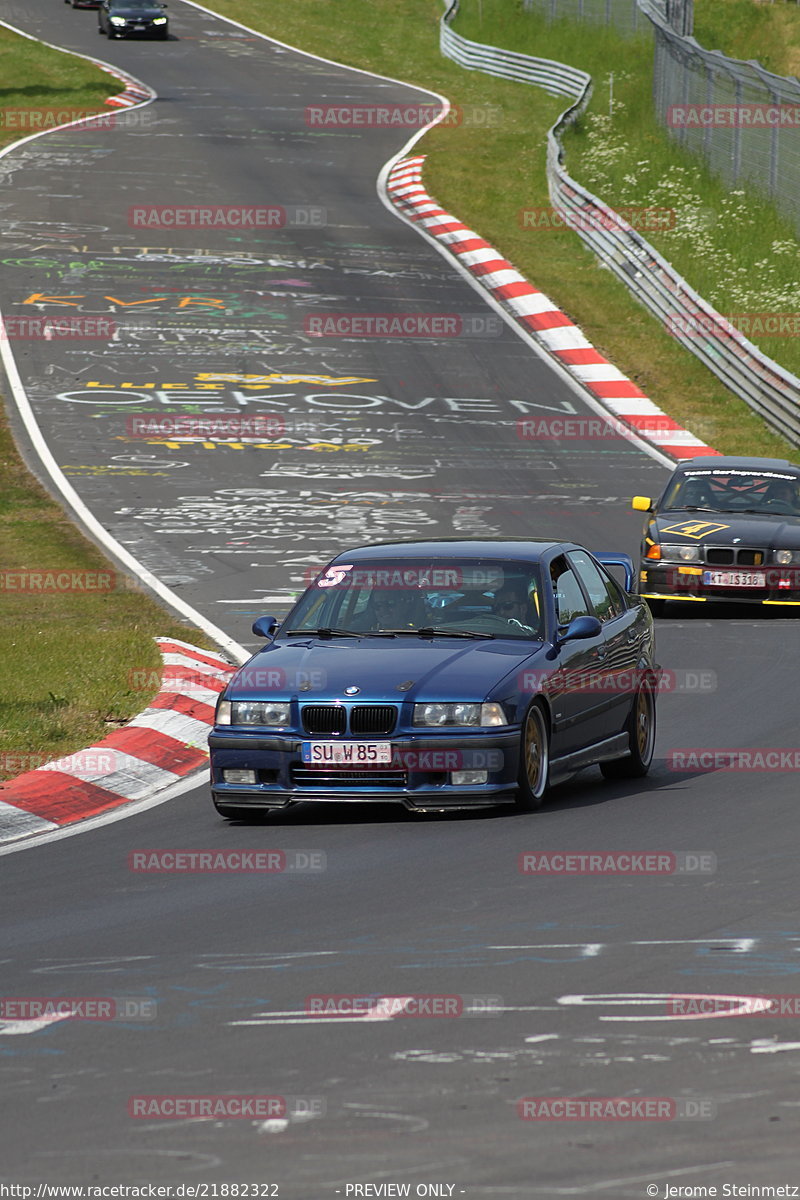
[595,552,635,593]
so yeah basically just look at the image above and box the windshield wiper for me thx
[377,627,495,640]
[286,627,361,639]
[735,507,793,515]
[678,505,726,512]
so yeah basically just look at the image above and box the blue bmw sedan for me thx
[209,540,659,818]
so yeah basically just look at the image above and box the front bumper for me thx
[108,19,167,34]
[209,729,520,812]
[639,563,800,607]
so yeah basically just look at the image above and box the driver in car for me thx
[492,583,541,636]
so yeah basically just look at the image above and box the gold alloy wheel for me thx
[523,705,549,802]
[636,684,655,763]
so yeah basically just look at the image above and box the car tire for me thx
[516,701,550,811]
[600,676,656,779]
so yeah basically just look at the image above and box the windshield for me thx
[112,0,160,8]
[283,559,545,640]
[662,470,800,516]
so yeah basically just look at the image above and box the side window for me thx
[549,556,591,624]
[568,550,624,622]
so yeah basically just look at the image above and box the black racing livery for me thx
[633,456,800,612]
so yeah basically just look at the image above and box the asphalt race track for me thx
[1,1,799,1192]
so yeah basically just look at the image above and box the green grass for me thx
[0,408,216,780]
[0,24,118,149]
[193,0,799,460]
[693,0,800,78]
[454,0,800,378]
[0,29,217,780]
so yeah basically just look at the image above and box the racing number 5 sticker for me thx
[317,564,354,588]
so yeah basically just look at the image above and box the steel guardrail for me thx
[440,0,800,447]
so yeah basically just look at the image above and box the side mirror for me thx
[558,615,602,643]
[631,496,653,512]
[252,615,279,640]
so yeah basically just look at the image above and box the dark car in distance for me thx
[633,456,800,613]
[98,0,168,37]
[209,539,660,820]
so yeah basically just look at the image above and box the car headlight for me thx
[774,549,800,565]
[660,543,701,562]
[413,702,507,727]
[215,700,291,727]
[110,16,127,23]
[152,16,167,22]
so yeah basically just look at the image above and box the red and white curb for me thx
[0,639,235,844]
[100,64,153,109]
[386,155,718,461]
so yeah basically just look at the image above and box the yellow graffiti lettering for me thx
[22,292,83,306]
[87,381,157,388]
[104,296,167,307]
[194,372,377,387]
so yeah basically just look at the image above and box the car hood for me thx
[228,637,545,704]
[654,510,800,548]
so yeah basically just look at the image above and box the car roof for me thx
[330,538,576,563]
[673,456,800,474]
